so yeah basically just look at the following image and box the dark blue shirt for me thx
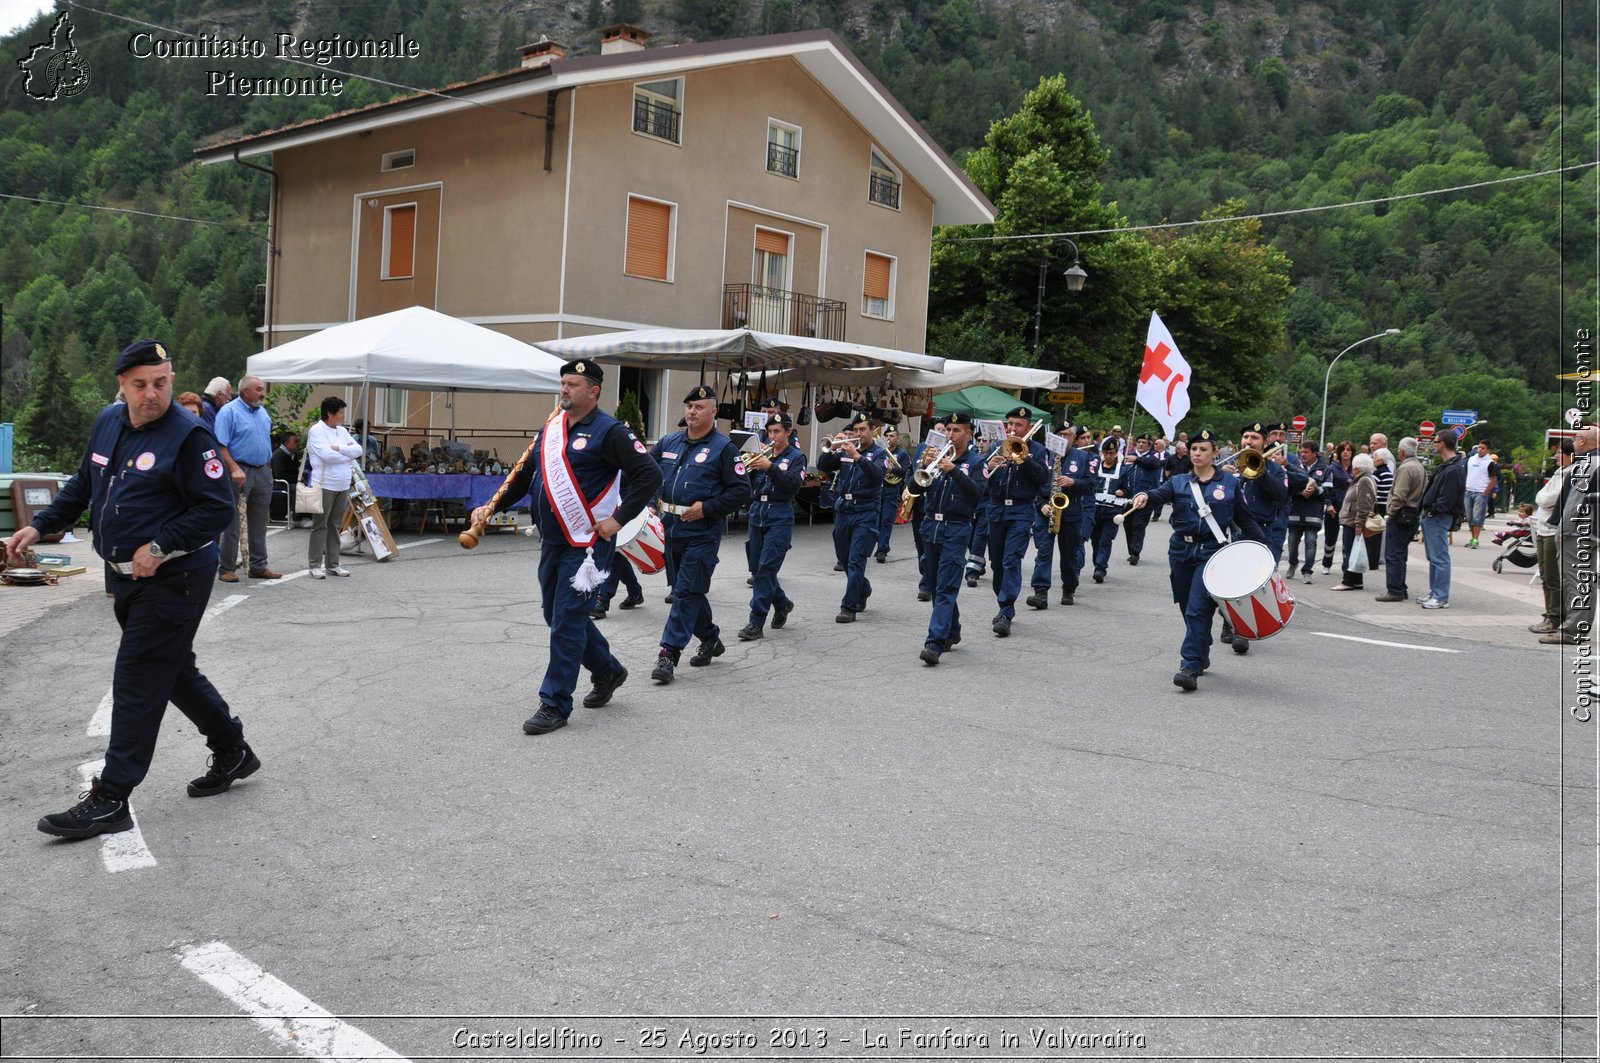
[748,442,806,526]
[650,427,751,539]
[921,446,987,523]
[488,408,662,542]
[1144,469,1268,546]
[818,441,889,511]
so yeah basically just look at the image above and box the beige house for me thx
[198,27,993,452]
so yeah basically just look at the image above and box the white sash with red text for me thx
[541,413,621,548]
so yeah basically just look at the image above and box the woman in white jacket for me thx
[305,396,365,578]
[1529,440,1576,634]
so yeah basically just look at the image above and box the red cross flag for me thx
[1136,311,1192,438]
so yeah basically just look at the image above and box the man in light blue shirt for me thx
[213,375,281,581]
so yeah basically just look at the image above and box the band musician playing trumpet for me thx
[817,412,889,623]
[918,412,988,665]
[738,412,806,641]
[984,407,1050,638]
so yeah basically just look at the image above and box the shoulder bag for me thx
[294,451,325,515]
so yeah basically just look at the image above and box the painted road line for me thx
[207,593,249,620]
[396,538,444,550]
[177,941,410,1061]
[1310,631,1462,653]
[87,688,113,737]
[77,761,157,872]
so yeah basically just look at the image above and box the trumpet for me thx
[744,441,778,466]
[873,429,903,482]
[910,442,955,490]
[1234,443,1287,480]
[820,433,856,454]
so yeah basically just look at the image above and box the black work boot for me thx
[651,649,677,683]
[523,705,567,734]
[188,744,261,798]
[38,778,132,839]
[582,666,628,708]
[689,636,726,666]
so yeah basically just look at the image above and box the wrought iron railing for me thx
[767,142,798,177]
[633,97,681,142]
[868,171,901,208]
[722,284,845,342]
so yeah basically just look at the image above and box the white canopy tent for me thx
[732,359,1059,392]
[535,327,947,374]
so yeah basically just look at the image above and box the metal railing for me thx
[722,284,845,341]
[633,97,681,142]
[767,142,798,177]
[868,171,900,208]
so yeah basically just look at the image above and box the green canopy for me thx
[933,385,1050,423]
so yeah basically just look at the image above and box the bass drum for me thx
[615,508,667,574]
[1201,539,1296,641]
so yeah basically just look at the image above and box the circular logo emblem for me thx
[572,437,588,450]
[695,452,707,463]
[135,451,156,471]
[634,441,647,454]
[733,462,747,476]
[1213,487,1225,500]
[204,459,225,480]
[778,460,789,470]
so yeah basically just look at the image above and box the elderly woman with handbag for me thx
[1333,452,1382,590]
[303,396,364,579]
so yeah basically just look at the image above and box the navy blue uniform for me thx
[28,402,242,800]
[650,428,750,658]
[1142,470,1268,673]
[746,442,806,630]
[920,447,988,652]
[1043,447,1097,599]
[489,408,662,716]
[1122,446,1166,561]
[1238,457,1289,564]
[1286,458,1328,576]
[875,445,911,559]
[985,439,1050,620]
[818,440,889,616]
[1090,454,1133,577]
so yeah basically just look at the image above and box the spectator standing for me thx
[213,375,281,582]
[1418,434,1467,608]
[176,391,205,418]
[1529,441,1576,635]
[1463,439,1496,547]
[1546,426,1598,645]
[200,377,231,429]
[305,398,364,578]
[1333,453,1379,590]
[1377,437,1425,603]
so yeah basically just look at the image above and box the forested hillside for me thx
[1,0,1592,469]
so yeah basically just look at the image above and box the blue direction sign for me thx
[1441,409,1477,426]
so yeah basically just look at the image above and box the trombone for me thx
[984,419,1046,469]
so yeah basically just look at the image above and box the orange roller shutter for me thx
[387,205,416,278]
[754,228,789,256]
[626,197,672,280]
[863,252,891,300]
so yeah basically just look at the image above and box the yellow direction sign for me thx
[1046,387,1084,405]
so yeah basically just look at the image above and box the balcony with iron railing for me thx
[766,141,798,178]
[868,171,901,209]
[633,96,681,143]
[723,284,845,342]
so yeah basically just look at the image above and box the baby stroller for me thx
[1491,524,1537,574]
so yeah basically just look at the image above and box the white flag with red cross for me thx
[1136,311,1191,438]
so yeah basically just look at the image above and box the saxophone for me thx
[1048,453,1070,534]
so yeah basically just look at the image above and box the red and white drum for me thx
[616,508,667,574]
[1201,540,1296,641]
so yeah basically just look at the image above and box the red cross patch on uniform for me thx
[204,459,225,480]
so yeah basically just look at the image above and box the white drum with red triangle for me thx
[616,509,667,574]
[1201,540,1296,641]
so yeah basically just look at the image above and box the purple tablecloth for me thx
[364,474,530,510]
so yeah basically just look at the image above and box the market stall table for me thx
[363,474,531,534]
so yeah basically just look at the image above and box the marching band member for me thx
[984,406,1050,637]
[918,412,987,665]
[1038,424,1096,606]
[817,411,888,623]
[1265,421,1295,561]
[1074,426,1097,573]
[1124,428,1268,692]
[647,385,751,684]
[470,360,662,734]
[744,396,784,585]
[963,427,992,589]
[875,425,910,563]
[1122,434,1165,564]
[738,412,805,641]
[1025,433,1058,611]
[1089,437,1131,583]
[1222,420,1288,654]
[910,415,948,602]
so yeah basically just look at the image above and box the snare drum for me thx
[616,508,667,574]
[1201,540,1296,641]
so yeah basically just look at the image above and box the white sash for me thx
[541,412,621,548]
[1187,477,1230,545]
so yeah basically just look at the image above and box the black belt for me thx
[1178,533,1219,544]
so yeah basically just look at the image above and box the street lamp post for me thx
[1032,238,1088,357]
[1319,328,1401,452]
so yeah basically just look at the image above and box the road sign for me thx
[1449,424,1468,439]
[1291,414,1307,432]
[1419,420,1435,439]
[1441,409,1477,426]
[1046,384,1085,405]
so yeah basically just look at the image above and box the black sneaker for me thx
[1060,592,1075,605]
[919,644,941,666]
[187,744,260,798]
[992,614,1011,637]
[917,590,931,602]
[771,601,792,629]
[689,636,725,666]
[523,705,567,734]
[650,650,676,684]
[1026,593,1048,610]
[1173,667,1199,692]
[835,609,856,624]
[582,666,628,708]
[737,624,764,641]
[38,779,132,839]
[619,591,645,609]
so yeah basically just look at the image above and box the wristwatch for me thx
[148,541,165,558]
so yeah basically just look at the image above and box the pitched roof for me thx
[194,29,994,226]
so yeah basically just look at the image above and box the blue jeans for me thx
[1464,492,1489,529]
[539,539,623,716]
[987,511,1032,618]
[1285,525,1319,575]
[747,521,794,627]
[1384,516,1416,597]
[1419,513,1452,602]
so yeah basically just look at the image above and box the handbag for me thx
[294,453,325,515]
[1364,511,1386,536]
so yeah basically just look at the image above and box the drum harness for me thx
[1186,479,1230,546]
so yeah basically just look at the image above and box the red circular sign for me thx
[1291,415,1307,432]
[1419,420,1436,438]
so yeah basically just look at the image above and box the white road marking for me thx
[252,570,306,585]
[1310,631,1462,653]
[87,688,113,737]
[396,538,443,550]
[77,761,157,872]
[207,593,249,619]
[177,941,410,1061]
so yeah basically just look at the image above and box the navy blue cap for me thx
[561,359,603,383]
[765,412,793,429]
[1242,420,1266,436]
[946,411,974,426]
[1005,405,1031,420]
[1193,428,1219,444]
[114,340,171,374]
[844,411,871,429]
[683,384,716,403]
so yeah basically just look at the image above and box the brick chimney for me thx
[599,23,650,54]
[520,38,566,69]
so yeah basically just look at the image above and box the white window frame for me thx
[624,193,678,284]
[868,146,902,212]
[861,249,897,321]
[375,386,408,426]
[380,149,415,172]
[380,201,418,280]
[766,119,801,179]
[632,77,685,145]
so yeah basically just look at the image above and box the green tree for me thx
[19,338,93,472]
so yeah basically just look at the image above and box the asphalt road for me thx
[1,516,1593,1061]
